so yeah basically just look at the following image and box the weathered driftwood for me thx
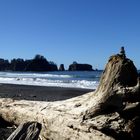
[7,121,42,140]
[0,116,16,139]
[0,51,140,140]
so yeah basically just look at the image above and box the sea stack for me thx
[59,64,65,71]
[69,62,93,71]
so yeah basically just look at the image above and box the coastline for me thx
[0,83,94,101]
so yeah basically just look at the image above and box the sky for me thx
[0,0,140,70]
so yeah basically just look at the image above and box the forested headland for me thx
[0,55,94,72]
[0,54,58,72]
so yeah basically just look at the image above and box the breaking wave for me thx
[0,71,102,89]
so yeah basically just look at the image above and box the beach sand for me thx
[0,84,93,101]
[0,84,94,139]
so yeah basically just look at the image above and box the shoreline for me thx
[0,83,94,101]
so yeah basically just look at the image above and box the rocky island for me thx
[0,55,95,72]
[0,47,140,140]
[69,62,93,71]
[0,54,58,72]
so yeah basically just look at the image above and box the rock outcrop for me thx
[0,48,140,140]
[25,55,58,71]
[59,64,65,71]
[69,62,93,71]
[0,55,58,72]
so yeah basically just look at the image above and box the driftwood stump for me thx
[0,51,140,140]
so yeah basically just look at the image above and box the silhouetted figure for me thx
[120,46,126,59]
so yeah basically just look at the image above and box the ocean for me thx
[0,71,102,89]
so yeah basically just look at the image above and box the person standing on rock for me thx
[120,46,126,59]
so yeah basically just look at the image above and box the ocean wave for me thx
[2,72,72,79]
[0,71,101,89]
[0,77,99,89]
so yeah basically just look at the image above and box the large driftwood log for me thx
[0,51,140,140]
[7,121,42,140]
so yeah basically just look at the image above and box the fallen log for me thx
[7,121,42,140]
[0,48,140,140]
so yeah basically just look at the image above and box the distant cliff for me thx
[0,54,58,72]
[25,55,58,71]
[68,62,93,71]
[0,56,95,72]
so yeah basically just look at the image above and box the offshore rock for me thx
[59,64,65,71]
[69,63,93,71]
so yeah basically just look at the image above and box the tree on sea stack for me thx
[0,47,140,140]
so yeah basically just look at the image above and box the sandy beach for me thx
[0,84,93,139]
[0,84,93,101]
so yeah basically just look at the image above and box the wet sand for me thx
[0,84,94,101]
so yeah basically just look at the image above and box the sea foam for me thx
[0,71,102,89]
